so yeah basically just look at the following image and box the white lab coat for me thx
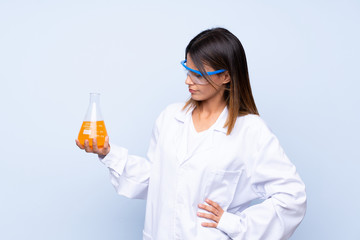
[100,102,306,240]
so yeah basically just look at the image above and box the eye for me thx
[187,71,201,78]
[194,73,202,78]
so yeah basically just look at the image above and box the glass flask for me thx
[78,93,108,147]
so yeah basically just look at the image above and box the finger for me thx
[75,139,85,149]
[197,212,219,222]
[201,222,217,228]
[102,136,110,153]
[198,203,218,216]
[206,199,220,209]
[92,138,99,153]
[206,199,224,218]
[105,136,110,147]
[84,139,92,152]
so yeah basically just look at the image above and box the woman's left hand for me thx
[197,199,224,228]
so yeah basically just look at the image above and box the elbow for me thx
[290,177,307,221]
[298,184,307,221]
[285,181,307,221]
[269,186,306,239]
[286,182,307,228]
[114,175,149,200]
[271,180,307,228]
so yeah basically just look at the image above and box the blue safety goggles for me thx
[180,60,226,76]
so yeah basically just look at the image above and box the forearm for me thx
[100,144,152,199]
[217,187,306,239]
[217,194,306,240]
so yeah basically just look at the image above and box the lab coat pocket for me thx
[203,170,242,210]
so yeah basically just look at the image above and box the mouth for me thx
[189,89,197,93]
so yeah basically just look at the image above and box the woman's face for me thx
[185,54,230,102]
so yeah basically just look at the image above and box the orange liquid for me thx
[78,120,108,147]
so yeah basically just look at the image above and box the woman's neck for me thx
[195,96,227,119]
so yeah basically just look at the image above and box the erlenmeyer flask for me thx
[78,93,108,147]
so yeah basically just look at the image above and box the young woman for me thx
[76,28,306,239]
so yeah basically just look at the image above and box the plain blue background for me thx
[1,0,359,239]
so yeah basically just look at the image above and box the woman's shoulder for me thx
[237,113,268,128]
[234,113,274,138]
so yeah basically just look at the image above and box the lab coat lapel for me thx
[174,106,191,165]
[174,106,195,166]
[175,117,189,165]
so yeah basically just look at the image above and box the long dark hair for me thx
[183,27,259,135]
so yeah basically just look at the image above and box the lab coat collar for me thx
[175,104,228,134]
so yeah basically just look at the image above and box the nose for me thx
[185,74,194,85]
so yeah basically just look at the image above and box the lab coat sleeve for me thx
[99,112,161,200]
[217,121,307,240]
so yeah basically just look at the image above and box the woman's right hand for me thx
[75,136,110,158]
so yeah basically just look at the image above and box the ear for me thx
[222,71,231,84]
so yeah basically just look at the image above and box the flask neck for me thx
[84,93,103,121]
[89,93,100,104]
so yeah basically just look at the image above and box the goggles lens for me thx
[185,70,209,85]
